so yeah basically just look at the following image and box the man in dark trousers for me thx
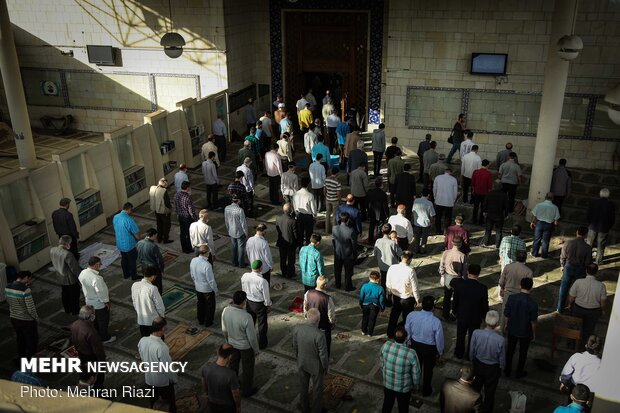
[6,271,39,361]
[332,212,357,291]
[417,134,432,183]
[440,365,482,413]
[366,177,390,244]
[303,276,336,356]
[174,181,198,254]
[451,264,489,359]
[394,163,417,220]
[276,203,297,278]
[52,197,80,259]
[482,182,510,248]
[50,235,82,315]
[71,305,106,389]
[586,188,616,264]
[504,277,538,379]
[558,227,592,313]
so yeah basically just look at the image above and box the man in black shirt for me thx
[275,203,297,279]
[504,277,538,378]
[451,264,488,359]
[52,197,80,259]
[201,344,241,413]
[586,188,616,264]
[366,178,390,244]
[482,183,510,247]
[384,136,401,166]
[394,163,417,221]
[446,113,465,164]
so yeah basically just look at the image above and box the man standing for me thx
[52,197,80,259]
[174,181,197,254]
[446,113,465,164]
[202,151,219,209]
[554,385,592,413]
[460,131,475,157]
[359,271,386,336]
[433,168,458,234]
[417,134,432,183]
[265,144,283,205]
[276,203,297,279]
[221,291,260,397]
[304,276,336,355]
[246,224,273,283]
[277,132,294,172]
[138,317,178,412]
[174,163,189,193]
[498,224,527,272]
[471,159,493,225]
[79,257,115,343]
[324,167,341,234]
[439,237,467,322]
[569,263,607,342]
[388,204,414,252]
[386,251,420,338]
[380,326,421,413]
[312,135,331,171]
[293,177,317,246]
[260,111,274,141]
[190,245,218,329]
[452,264,488,359]
[405,295,444,397]
[530,192,560,258]
[499,251,533,324]
[70,305,106,389]
[394,163,417,220]
[586,188,615,264]
[299,234,325,291]
[374,223,403,299]
[350,161,369,220]
[482,183,510,248]
[245,98,256,133]
[238,140,257,175]
[149,178,172,243]
[309,153,326,212]
[293,308,329,413]
[237,158,255,215]
[384,136,401,166]
[429,154,449,193]
[201,134,220,166]
[367,177,390,244]
[242,260,272,350]
[189,209,215,258]
[498,152,522,211]
[469,310,504,413]
[496,142,517,168]
[136,229,165,294]
[372,123,386,176]
[558,227,592,313]
[444,215,471,255]
[6,271,39,360]
[201,344,241,413]
[343,127,361,170]
[422,141,439,190]
[212,113,227,161]
[326,109,340,155]
[224,196,248,268]
[412,188,436,254]
[336,116,350,167]
[113,202,141,279]
[504,277,538,379]
[551,159,572,214]
[50,235,81,315]
[440,366,482,413]
[332,212,357,291]
[131,266,165,337]
[281,162,299,206]
[335,194,363,237]
[348,140,368,177]
[299,103,314,132]
[460,145,481,204]
[387,150,404,207]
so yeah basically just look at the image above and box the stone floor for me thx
[0,137,617,412]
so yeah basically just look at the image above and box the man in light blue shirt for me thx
[469,310,505,413]
[174,163,189,192]
[224,197,248,268]
[309,155,326,212]
[530,192,560,258]
[112,202,141,280]
[404,295,444,396]
[311,135,331,171]
[411,188,436,254]
[190,245,218,328]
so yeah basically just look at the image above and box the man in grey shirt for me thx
[374,223,403,305]
[496,142,518,168]
[498,152,522,211]
[201,343,241,413]
[50,235,82,315]
[422,141,439,189]
[225,197,249,268]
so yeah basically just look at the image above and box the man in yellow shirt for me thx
[298,103,314,133]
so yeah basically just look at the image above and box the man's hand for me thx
[529,222,535,230]
[267,306,272,313]
[499,288,504,298]
[106,302,112,310]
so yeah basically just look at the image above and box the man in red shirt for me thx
[471,159,493,225]
[445,215,471,255]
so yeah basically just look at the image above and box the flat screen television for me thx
[470,53,507,75]
[87,45,116,65]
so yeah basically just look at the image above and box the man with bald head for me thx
[149,178,172,244]
[276,203,298,279]
[335,194,362,236]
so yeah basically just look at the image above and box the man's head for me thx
[59,197,71,208]
[243,140,250,148]
[516,250,527,263]
[16,271,32,286]
[145,228,158,240]
[199,209,209,222]
[282,203,291,214]
[310,233,321,245]
[586,263,598,276]
[421,295,435,312]
[144,265,159,282]
[197,244,210,256]
[256,223,267,236]
[425,133,431,140]
[471,144,479,152]
[179,163,187,171]
[181,181,191,192]
[88,256,102,270]
[316,275,328,289]
[455,215,464,225]
[459,365,475,383]
[545,192,555,201]
[235,170,245,181]
[251,259,263,273]
[208,151,216,160]
[288,162,296,171]
[505,142,513,150]
[467,131,474,140]
[485,310,500,328]
[577,226,588,238]
[559,158,567,166]
[249,126,256,134]
[123,202,134,213]
[458,113,465,121]
[511,224,522,236]
[394,325,408,344]
[430,141,437,149]
[403,163,411,172]
[397,204,406,215]
[316,153,323,162]
[151,317,167,335]
[482,159,489,167]
[207,134,215,142]
[452,237,463,248]
[233,290,247,306]
[468,263,481,278]
[346,194,355,205]
[317,135,324,143]
[600,188,610,198]
[244,157,252,167]
[509,152,517,160]
[78,305,95,322]
[301,176,311,188]
[231,195,241,205]
[520,277,533,292]
[570,384,591,407]
[59,234,72,248]
[217,343,235,365]
[339,212,350,225]
[422,187,431,198]
[585,335,603,356]
[401,250,413,264]
[391,137,398,145]
[158,178,168,187]
[331,167,339,176]
[381,223,392,235]
[369,271,381,283]
[307,308,321,325]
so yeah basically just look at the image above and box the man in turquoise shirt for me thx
[113,202,141,280]
[312,135,331,172]
[530,192,560,258]
[553,384,590,412]
[299,234,325,291]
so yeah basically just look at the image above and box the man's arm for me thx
[327,297,336,326]
[317,332,329,373]
[153,288,166,317]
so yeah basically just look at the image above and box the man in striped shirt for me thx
[6,271,39,360]
[174,181,197,254]
[324,167,341,234]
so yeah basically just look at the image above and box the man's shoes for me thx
[242,387,259,398]
[103,336,117,344]
[361,331,367,336]
[163,240,174,244]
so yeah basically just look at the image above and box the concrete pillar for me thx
[591,272,620,412]
[0,0,36,169]
[527,0,577,215]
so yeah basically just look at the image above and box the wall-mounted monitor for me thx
[86,45,116,65]
[470,53,508,75]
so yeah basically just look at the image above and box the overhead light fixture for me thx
[160,0,185,58]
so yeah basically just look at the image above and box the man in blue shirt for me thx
[504,277,538,379]
[554,384,591,412]
[335,194,362,236]
[404,295,444,397]
[299,234,325,291]
[112,202,141,280]
[312,135,331,172]
[530,192,560,258]
[359,271,385,336]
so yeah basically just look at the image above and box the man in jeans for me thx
[530,192,560,258]
[190,245,219,328]
[586,188,616,264]
[411,188,435,254]
[324,167,342,234]
[224,196,248,268]
[558,227,592,313]
[112,202,141,280]
[446,113,465,164]
[221,291,260,397]
[371,123,386,177]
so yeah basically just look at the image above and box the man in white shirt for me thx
[293,177,318,246]
[245,223,273,283]
[79,256,115,343]
[190,245,219,328]
[433,168,458,234]
[559,335,602,395]
[264,143,283,205]
[202,151,219,209]
[241,260,272,350]
[236,158,255,215]
[326,110,340,155]
[309,154,326,212]
[277,133,294,170]
[304,124,318,161]
[412,188,436,254]
[388,204,414,251]
[386,251,420,338]
[460,131,475,157]
[131,266,165,337]
[212,113,227,161]
[296,93,308,113]
[259,111,273,139]
[138,317,178,411]
[189,209,215,258]
[201,134,220,166]
[460,144,482,204]
[281,163,299,205]
[174,163,189,193]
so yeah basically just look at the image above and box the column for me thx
[0,0,36,169]
[526,0,577,216]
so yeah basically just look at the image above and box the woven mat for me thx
[162,251,179,267]
[322,373,354,411]
[162,284,195,312]
[79,242,120,269]
[166,322,211,361]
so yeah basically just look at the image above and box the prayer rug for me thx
[162,284,195,312]
[166,322,211,361]
[296,154,340,169]
[322,373,354,411]
[288,296,304,313]
[78,242,120,269]
[162,251,179,267]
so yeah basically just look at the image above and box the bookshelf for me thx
[12,219,49,262]
[124,165,146,198]
[75,188,103,226]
